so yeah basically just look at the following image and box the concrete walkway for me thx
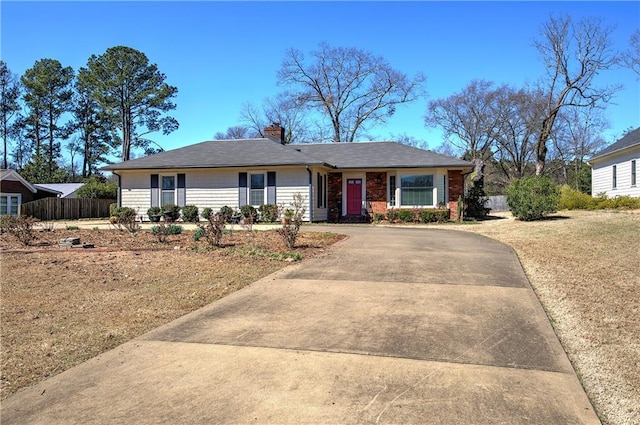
[1,226,599,424]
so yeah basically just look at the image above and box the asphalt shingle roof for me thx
[102,138,325,170]
[295,142,472,168]
[590,127,640,161]
[102,139,472,171]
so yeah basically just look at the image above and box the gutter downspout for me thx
[306,166,313,223]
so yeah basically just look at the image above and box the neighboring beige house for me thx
[33,183,83,198]
[102,125,472,222]
[589,127,640,197]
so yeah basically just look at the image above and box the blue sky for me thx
[1,1,639,161]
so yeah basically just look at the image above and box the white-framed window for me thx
[250,173,265,206]
[632,160,637,187]
[0,194,21,216]
[400,174,434,206]
[389,175,397,207]
[317,172,327,208]
[161,175,176,206]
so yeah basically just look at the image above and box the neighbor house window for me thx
[632,160,637,186]
[161,175,176,206]
[400,174,434,206]
[0,194,21,216]
[250,173,265,205]
[389,175,396,206]
[612,165,617,189]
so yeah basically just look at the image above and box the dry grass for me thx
[436,210,640,425]
[0,228,345,400]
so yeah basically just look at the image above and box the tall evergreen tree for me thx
[79,46,178,161]
[0,61,22,169]
[72,69,117,177]
[20,58,74,182]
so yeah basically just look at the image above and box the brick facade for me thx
[327,172,342,222]
[447,170,465,219]
[366,172,387,215]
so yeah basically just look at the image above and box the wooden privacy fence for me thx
[21,198,116,220]
[486,195,509,212]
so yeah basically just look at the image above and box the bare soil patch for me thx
[0,227,345,400]
[434,210,640,425]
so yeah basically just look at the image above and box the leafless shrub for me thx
[196,212,226,247]
[278,193,306,249]
[0,215,39,246]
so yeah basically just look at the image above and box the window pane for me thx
[250,189,264,205]
[389,176,396,206]
[400,175,433,206]
[162,176,175,190]
[10,196,20,214]
[162,191,174,206]
[0,196,7,215]
[251,174,264,189]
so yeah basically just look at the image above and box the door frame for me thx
[342,173,366,216]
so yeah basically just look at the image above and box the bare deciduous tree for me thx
[240,93,312,144]
[279,42,425,143]
[425,79,502,183]
[623,29,640,77]
[533,15,619,175]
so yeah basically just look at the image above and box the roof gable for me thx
[0,169,37,193]
[591,127,640,161]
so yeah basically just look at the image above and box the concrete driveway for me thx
[1,226,599,424]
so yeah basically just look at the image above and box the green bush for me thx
[506,176,560,221]
[559,185,596,210]
[109,203,118,217]
[109,207,139,233]
[373,212,385,223]
[219,206,234,222]
[147,206,162,220]
[386,208,399,223]
[76,176,117,199]
[201,207,213,220]
[258,204,279,222]
[397,209,415,223]
[419,209,449,223]
[240,205,257,221]
[162,204,181,222]
[596,195,640,210]
[181,205,199,222]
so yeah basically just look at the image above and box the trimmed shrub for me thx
[109,207,139,233]
[559,185,596,210]
[506,176,560,221]
[373,212,385,223]
[397,209,415,223]
[219,206,234,222]
[162,204,181,222]
[596,195,640,210]
[240,205,258,221]
[419,209,449,223]
[181,205,199,222]
[201,207,213,220]
[386,208,399,223]
[258,204,279,223]
[147,206,162,220]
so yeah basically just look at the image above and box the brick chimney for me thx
[264,123,285,144]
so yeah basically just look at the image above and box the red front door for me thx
[346,179,363,215]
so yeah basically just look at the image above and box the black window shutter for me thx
[150,174,159,207]
[177,174,186,206]
[267,171,276,204]
[239,172,247,206]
